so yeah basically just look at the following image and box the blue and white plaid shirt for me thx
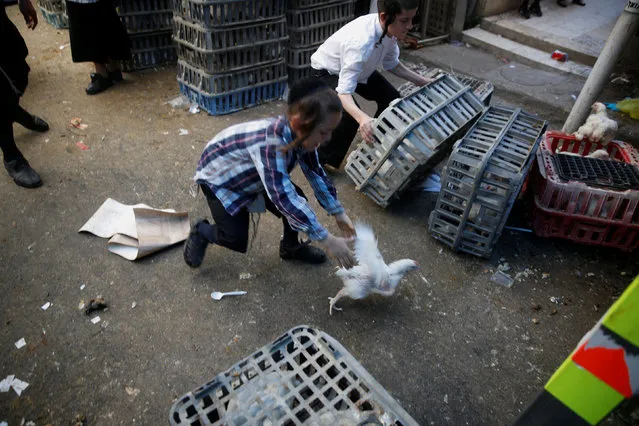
[194,116,344,241]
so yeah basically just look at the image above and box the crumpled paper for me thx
[79,198,190,260]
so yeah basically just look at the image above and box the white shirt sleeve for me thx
[335,40,369,95]
[382,42,400,71]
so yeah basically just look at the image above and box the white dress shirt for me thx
[310,13,400,95]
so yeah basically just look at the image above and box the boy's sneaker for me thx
[280,240,327,264]
[184,219,210,268]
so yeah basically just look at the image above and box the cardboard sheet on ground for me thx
[79,198,190,260]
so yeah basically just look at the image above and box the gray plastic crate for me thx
[173,16,288,73]
[122,30,177,71]
[428,106,547,258]
[288,15,351,47]
[177,58,286,94]
[285,43,320,84]
[286,1,353,29]
[398,65,493,105]
[345,75,485,207]
[287,0,349,9]
[169,326,419,426]
[172,0,285,28]
[172,15,287,51]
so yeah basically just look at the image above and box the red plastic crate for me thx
[531,131,639,251]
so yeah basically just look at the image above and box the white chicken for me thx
[328,223,419,315]
[573,102,618,144]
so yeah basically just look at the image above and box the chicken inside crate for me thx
[531,131,639,251]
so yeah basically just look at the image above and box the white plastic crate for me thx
[169,326,418,425]
[345,75,485,207]
[428,106,547,258]
[398,64,493,105]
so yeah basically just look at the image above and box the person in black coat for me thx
[0,0,49,188]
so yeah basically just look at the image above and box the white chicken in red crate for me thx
[573,102,618,144]
[328,223,419,315]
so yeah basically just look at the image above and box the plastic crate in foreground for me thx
[531,131,639,251]
[345,74,485,207]
[428,106,547,258]
[169,325,418,426]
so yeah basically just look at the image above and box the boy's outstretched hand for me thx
[334,212,355,239]
[320,234,355,269]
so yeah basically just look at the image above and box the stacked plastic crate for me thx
[38,0,68,29]
[172,0,288,115]
[118,0,176,72]
[285,0,354,84]
[531,131,639,251]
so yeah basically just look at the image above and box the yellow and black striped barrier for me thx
[516,275,638,425]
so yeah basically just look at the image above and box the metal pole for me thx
[420,0,431,38]
[451,0,468,40]
[562,1,639,133]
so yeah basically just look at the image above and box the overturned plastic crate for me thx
[428,106,547,258]
[531,131,639,251]
[345,75,485,207]
[169,325,419,426]
[398,64,493,105]
[173,16,288,73]
[118,0,173,33]
[173,0,285,27]
[122,31,177,72]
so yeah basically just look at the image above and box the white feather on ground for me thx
[328,223,419,315]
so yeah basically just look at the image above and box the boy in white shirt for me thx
[310,0,432,170]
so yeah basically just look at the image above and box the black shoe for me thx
[16,114,49,133]
[86,73,113,95]
[184,219,210,268]
[529,3,542,16]
[518,5,531,18]
[4,158,42,188]
[280,240,327,264]
[108,70,123,82]
[557,0,567,6]
[572,0,585,5]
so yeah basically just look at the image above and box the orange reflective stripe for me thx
[572,333,632,397]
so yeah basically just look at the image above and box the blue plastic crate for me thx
[178,80,287,115]
[39,6,68,29]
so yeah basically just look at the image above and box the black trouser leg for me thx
[0,75,23,162]
[0,118,23,162]
[313,70,360,168]
[263,184,308,245]
[201,184,250,253]
[354,70,400,118]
